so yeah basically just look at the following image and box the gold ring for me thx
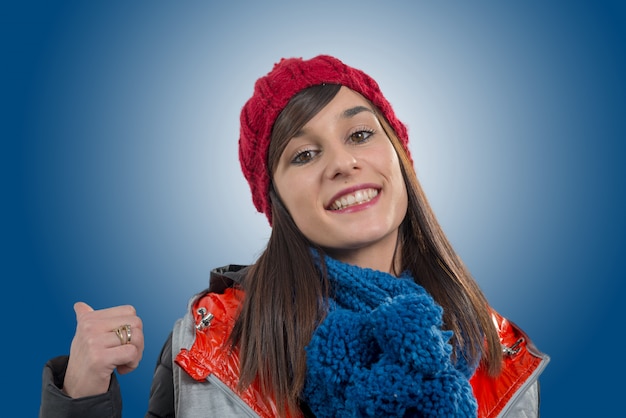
[114,324,132,345]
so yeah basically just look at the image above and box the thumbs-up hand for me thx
[62,302,144,398]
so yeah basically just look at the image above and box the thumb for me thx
[73,301,94,318]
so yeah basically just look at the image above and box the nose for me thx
[325,145,359,179]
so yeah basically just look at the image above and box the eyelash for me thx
[291,148,317,165]
[289,128,376,165]
[348,127,375,144]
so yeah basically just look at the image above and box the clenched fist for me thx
[62,302,144,398]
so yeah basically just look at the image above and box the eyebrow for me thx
[342,105,374,118]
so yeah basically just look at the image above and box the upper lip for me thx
[326,184,380,209]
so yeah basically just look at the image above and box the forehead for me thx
[300,86,376,127]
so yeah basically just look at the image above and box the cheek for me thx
[283,197,320,244]
[384,150,404,183]
[397,182,409,215]
[387,155,409,210]
[285,191,315,222]
[274,176,313,220]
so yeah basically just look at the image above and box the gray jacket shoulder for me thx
[500,380,542,418]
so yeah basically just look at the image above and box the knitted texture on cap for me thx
[239,55,410,224]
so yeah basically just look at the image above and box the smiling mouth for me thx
[329,188,379,210]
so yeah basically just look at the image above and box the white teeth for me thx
[330,188,378,210]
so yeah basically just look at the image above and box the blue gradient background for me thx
[4,1,625,416]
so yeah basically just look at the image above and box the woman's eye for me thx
[291,149,317,165]
[349,130,373,143]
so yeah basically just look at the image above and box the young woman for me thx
[40,55,549,417]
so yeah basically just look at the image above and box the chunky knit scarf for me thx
[303,255,478,417]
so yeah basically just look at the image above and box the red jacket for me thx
[176,286,548,418]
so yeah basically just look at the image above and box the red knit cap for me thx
[239,55,410,224]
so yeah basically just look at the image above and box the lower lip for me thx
[328,192,381,214]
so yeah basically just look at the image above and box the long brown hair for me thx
[230,84,502,416]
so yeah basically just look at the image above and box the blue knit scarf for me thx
[303,255,478,417]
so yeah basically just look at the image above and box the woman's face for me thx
[272,87,408,271]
